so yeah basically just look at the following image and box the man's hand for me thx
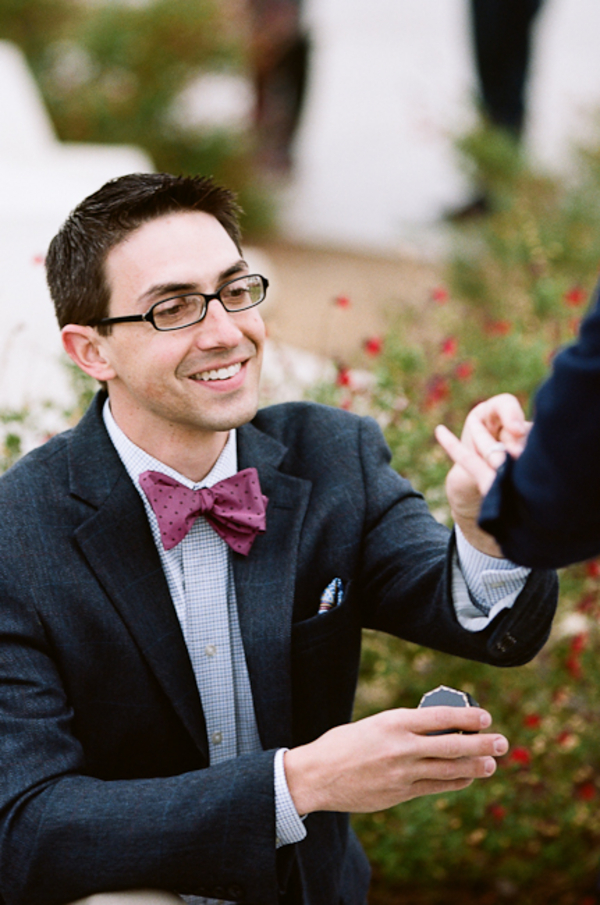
[434,394,530,556]
[284,706,508,815]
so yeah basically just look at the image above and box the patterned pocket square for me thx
[318,577,345,614]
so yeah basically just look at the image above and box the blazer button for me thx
[227,884,244,899]
[495,632,517,653]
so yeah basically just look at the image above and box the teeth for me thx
[194,362,242,382]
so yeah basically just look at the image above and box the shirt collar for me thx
[102,398,237,491]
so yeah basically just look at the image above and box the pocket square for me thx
[318,577,344,614]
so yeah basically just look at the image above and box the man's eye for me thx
[156,297,198,319]
[222,284,251,305]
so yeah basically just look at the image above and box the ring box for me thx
[418,684,479,735]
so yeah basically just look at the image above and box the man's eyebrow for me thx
[137,260,248,307]
[218,259,248,282]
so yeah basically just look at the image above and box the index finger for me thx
[434,425,497,495]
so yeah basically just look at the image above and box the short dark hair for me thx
[46,172,243,333]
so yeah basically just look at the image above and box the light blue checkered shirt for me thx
[103,403,305,905]
[103,401,529,902]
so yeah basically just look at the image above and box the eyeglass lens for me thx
[152,275,265,331]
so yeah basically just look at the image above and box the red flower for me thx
[364,336,383,357]
[576,593,597,614]
[334,295,351,309]
[431,286,449,304]
[441,337,458,357]
[455,361,475,381]
[523,713,541,729]
[424,376,450,409]
[585,560,600,579]
[508,746,531,766]
[566,654,582,680]
[557,729,573,746]
[485,320,512,336]
[336,366,352,388]
[564,286,587,307]
[570,633,587,655]
[576,782,596,802]
[489,804,507,822]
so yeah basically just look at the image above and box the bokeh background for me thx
[2,1,600,901]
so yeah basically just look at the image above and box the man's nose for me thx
[194,297,245,347]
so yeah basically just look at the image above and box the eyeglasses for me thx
[89,273,269,332]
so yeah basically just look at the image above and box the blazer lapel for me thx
[234,421,312,750]
[67,397,208,760]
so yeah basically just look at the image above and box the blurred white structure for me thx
[279,0,600,253]
[0,40,153,411]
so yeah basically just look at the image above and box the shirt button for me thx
[205,644,217,657]
[212,730,223,745]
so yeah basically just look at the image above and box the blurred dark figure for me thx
[450,0,546,220]
[472,0,545,137]
[248,0,310,174]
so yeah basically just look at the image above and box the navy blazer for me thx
[0,394,557,905]
[480,285,600,567]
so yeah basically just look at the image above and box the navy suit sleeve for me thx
[480,285,600,567]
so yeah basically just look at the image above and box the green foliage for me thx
[313,125,600,900]
[0,0,272,233]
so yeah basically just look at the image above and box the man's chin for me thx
[191,397,260,434]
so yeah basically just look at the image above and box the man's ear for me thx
[61,325,117,383]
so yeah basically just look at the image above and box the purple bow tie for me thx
[139,467,268,555]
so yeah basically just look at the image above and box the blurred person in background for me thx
[247,0,310,174]
[450,0,546,220]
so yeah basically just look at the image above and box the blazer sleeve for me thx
[0,580,281,905]
[479,285,600,568]
[353,416,558,668]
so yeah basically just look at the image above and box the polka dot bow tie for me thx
[139,468,268,556]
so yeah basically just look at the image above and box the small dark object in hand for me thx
[418,684,479,735]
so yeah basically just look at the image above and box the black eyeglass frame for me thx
[88,273,269,332]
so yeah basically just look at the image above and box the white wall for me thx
[0,41,153,411]
[279,0,600,252]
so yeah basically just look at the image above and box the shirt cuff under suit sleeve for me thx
[452,524,531,632]
[274,747,307,848]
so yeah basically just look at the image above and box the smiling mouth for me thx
[190,361,243,382]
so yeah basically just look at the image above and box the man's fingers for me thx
[417,755,499,781]
[472,393,527,439]
[409,778,474,798]
[434,425,497,494]
[402,704,492,735]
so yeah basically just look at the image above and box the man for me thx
[0,173,557,905]
[436,284,600,569]
[448,0,545,221]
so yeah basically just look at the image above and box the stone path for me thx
[256,239,441,365]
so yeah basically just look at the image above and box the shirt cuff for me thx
[453,525,531,631]
[274,748,307,848]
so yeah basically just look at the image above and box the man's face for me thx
[97,211,266,445]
